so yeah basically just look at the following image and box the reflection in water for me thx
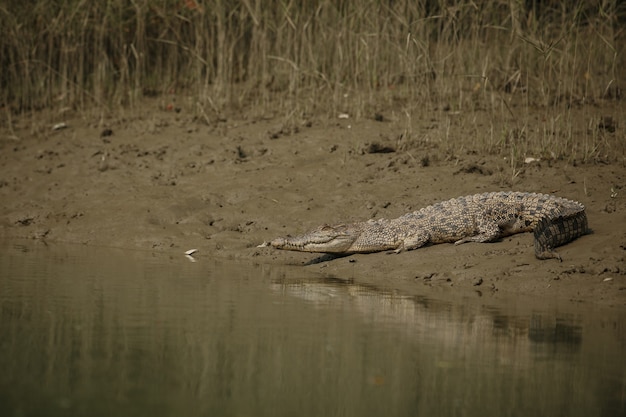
[0,242,624,417]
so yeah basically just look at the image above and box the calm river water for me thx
[0,242,624,417]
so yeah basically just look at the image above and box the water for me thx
[0,242,624,417]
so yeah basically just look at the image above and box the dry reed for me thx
[1,0,623,161]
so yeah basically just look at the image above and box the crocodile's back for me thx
[394,191,587,258]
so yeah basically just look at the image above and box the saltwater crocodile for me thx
[260,192,588,260]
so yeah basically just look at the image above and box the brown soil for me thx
[1,100,624,307]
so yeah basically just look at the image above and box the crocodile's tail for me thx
[534,210,589,260]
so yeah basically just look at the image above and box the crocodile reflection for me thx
[270,277,583,360]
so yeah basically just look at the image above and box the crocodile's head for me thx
[269,223,361,253]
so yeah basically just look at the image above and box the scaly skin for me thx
[261,191,588,260]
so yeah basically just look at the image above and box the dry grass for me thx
[1,0,623,162]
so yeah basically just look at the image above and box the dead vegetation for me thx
[1,0,624,163]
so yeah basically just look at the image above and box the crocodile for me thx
[260,191,588,260]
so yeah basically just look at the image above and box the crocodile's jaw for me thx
[270,224,360,253]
